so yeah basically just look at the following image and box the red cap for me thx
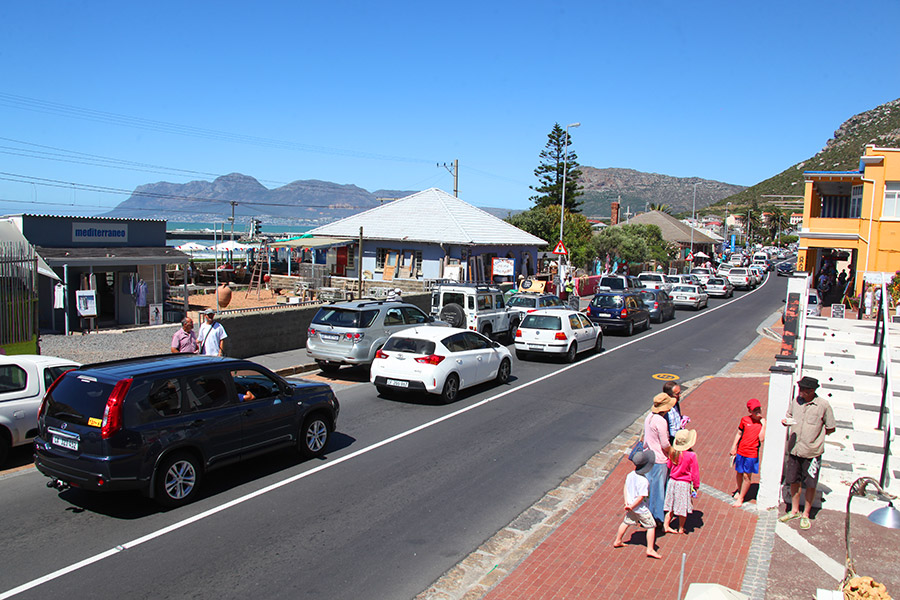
[747,398,762,411]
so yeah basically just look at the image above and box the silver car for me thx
[671,284,709,310]
[705,277,734,298]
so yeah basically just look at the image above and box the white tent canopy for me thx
[693,251,710,259]
[212,240,253,252]
[176,242,209,252]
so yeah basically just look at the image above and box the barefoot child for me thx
[729,398,766,507]
[613,449,661,559]
[663,429,700,534]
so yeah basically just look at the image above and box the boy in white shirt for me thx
[613,449,661,559]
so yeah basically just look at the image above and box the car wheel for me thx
[625,321,634,336]
[440,373,460,404]
[506,319,520,344]
[593,332,603,353]
[564,342,578,363]
[642,317,650,331]
[299,414,331,459]
[496,358,511,384]
[318,361,341,374]
[515,349,529,360]
[480,324,493,340]
[439,303,465,328]
[155,452,202,508]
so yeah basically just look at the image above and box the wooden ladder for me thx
[246,259,264,299]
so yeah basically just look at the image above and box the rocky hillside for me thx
[716,97,900,208]
[576,167,745,218]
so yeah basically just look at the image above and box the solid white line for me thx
[775,522,843,581]
[0,274,774,599]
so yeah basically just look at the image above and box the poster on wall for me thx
[492,257,515,278]
[75,290,98,317]
[149,303,163,326]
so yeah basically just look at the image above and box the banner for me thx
[75,290,97,317]
[492,257,515,278]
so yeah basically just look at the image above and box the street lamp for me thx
[842,477,900,589]
[558,122,580,282]
[689,182,699,259]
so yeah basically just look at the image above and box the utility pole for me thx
[439,160,459,197]
[229,201,237,242]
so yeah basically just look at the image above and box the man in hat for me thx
[779,376,835,529]
[197,309,228,357]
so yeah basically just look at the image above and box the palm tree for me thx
[648,203,672,214]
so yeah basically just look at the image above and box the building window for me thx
[850,185,863,218]
[347,245,355,269]
[376,248,387,269]
[884,182,900,219]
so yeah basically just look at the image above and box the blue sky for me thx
[1,1,898,218]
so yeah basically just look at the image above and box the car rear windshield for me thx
[383,337,436,354]
[673,285,695,293]
[507,296,537,308]
[707,278,725,285]
[520,314,562,330]
[43,372,117,425]
[312,307,379,328]
[599,278,626,289]
[639,274,662,282]
[590,295,624,309]
[691,269,711,275]
[731,268,747,275]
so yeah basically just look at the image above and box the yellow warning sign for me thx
[652,373,680,381]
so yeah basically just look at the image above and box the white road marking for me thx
[0,275,773,599]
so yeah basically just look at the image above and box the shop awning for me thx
[270,236,356,249]
[0,221,60,280]
[36,246,190,267]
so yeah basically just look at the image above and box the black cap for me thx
[797,376,819,389]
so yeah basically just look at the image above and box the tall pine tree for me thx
[529,123,584,212]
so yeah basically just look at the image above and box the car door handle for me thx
[190,419,205,427]
[477,357,483,361]
[243,409,254,416]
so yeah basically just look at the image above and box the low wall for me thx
[218,292,432,359]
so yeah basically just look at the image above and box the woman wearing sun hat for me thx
[663,429,700,534]
[643,392,675,523]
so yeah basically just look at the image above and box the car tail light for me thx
[653,302,659,309]
[415,354,446,365]
[375,348,389,359]
[620,308,628,318]
[554,332,567,340]
[344,332,364,343]
[101,378,132,440]
[307,327,316,336]
[515,329,522,337]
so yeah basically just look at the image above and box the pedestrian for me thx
[662,381,687,443]
[730,398,766,507]
[874,285,883,315]
[170,317,198,353]
[612,449,661,559]
[643,392,674,524]
[779,376,835,530]
[387,288,402,302]
[562,275,574,302]
[197,309,228,356]
[663,429,700,535]
[864,285,874,318]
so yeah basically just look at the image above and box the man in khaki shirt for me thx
[779,376,835,530]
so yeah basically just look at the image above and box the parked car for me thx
[306,299,446,372]
[637,272,671,292]
[430,283,518,342]
[664,275,681,288]
[716,264,733,278]
[690,267,714,285]
[639,289,676,323]
[674,274,704,288]
[370,327,511,403]
[34,354,340,507]
[705,277,734,298]
[807,289,822,316]
[0,355,79,465]
[506,292,565,320]
[776,261,795,276]
[749,265,765,285]
[514,309,602,362]
[586,291,651,336]
[671,284,709,310]
[598,275,643,291]
[728,267,754,290]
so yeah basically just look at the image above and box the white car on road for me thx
[514,309,603,363]
[671,284,709,310]
[1,354,79,464]
[370,327,512,403]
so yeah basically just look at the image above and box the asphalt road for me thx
[0,272,788,600]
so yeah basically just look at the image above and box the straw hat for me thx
[651,392,676,413]
[672,429,697,452]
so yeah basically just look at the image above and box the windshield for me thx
[673,285,695,293]
[590,295,624,309]
[520,315,562,330]
[507,296,537,308]
[312,308,379,328]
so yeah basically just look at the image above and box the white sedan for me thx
[671,284,709,310]
[514,309,603,363]
[705,277,734,298]
[370,326,512,403]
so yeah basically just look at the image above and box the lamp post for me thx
[689,182,699,260]
[558,122,580,282]
[725,201,732,255]
[842,477,900,589]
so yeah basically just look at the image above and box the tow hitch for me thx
[47,478,70,491]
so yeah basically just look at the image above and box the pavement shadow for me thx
[377,375,520,406]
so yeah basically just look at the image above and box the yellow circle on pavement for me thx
[652,373,680,381]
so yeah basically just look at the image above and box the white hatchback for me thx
[514,309,603,363]
[671,284,709,310]
[0,354,79,464]
[370,327,512,403]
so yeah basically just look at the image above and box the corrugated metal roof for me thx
[618,211,718,245]
[2,213,165,222]
[306,188,546,246]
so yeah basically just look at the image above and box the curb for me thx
[273,363,320,377]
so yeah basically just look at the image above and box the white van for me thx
[751,252,768,265]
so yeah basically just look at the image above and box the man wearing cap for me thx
[197,309,228,357]
[780,376,835,529]
[643,392,675,524]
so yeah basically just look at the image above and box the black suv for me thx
[586,291,651,335]
[34,354,340,508]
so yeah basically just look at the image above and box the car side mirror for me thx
[425,315,435,323]
[492,341,501,348]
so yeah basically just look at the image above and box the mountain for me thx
[574,167,745,218]
[717,97,900,208]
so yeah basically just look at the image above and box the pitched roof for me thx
[307,188,546,246]
[617,211,717,245]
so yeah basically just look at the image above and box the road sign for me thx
[552,241,568,255]
[687,252,694,261]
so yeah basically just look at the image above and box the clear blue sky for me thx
[1,1,898,218]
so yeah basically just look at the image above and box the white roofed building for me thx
[306,188,546,283]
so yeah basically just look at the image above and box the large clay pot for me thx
[217,283,232,308]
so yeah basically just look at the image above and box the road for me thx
[0,272,788,600]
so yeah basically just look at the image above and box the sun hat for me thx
[797,376,819,389]
[747,398,762,411]
[631,449,655,475]
[201,308,216,315]
[672,429,697,452]
[651,392,676,413]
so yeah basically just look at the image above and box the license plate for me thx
[319,333,340,341]
[386,379,409,388]
[528,344,543,350]
[52,434,78,451]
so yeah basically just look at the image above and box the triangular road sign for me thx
[552,241,568,255]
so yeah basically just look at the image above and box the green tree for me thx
[647,203,672,214]
[506,205,595,269]
[590,224,662,265]
[530,123,583,212]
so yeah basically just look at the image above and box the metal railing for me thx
[0,241,39,348]
[873,282,895,487]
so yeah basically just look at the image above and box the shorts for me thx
[734,455,759,474]
[783,454,821,488]
[624,509,656,529]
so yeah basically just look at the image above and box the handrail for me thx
[875,281,894,487]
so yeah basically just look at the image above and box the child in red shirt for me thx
[729,398,766,507]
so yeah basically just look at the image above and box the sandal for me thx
[778,512,799,523]
[799,516,811,530]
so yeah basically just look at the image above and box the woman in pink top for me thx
[663,429,701,534]
[642,393,674,523]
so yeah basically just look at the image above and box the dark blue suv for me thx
[34,354,339,508]
[586,291,651,335]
